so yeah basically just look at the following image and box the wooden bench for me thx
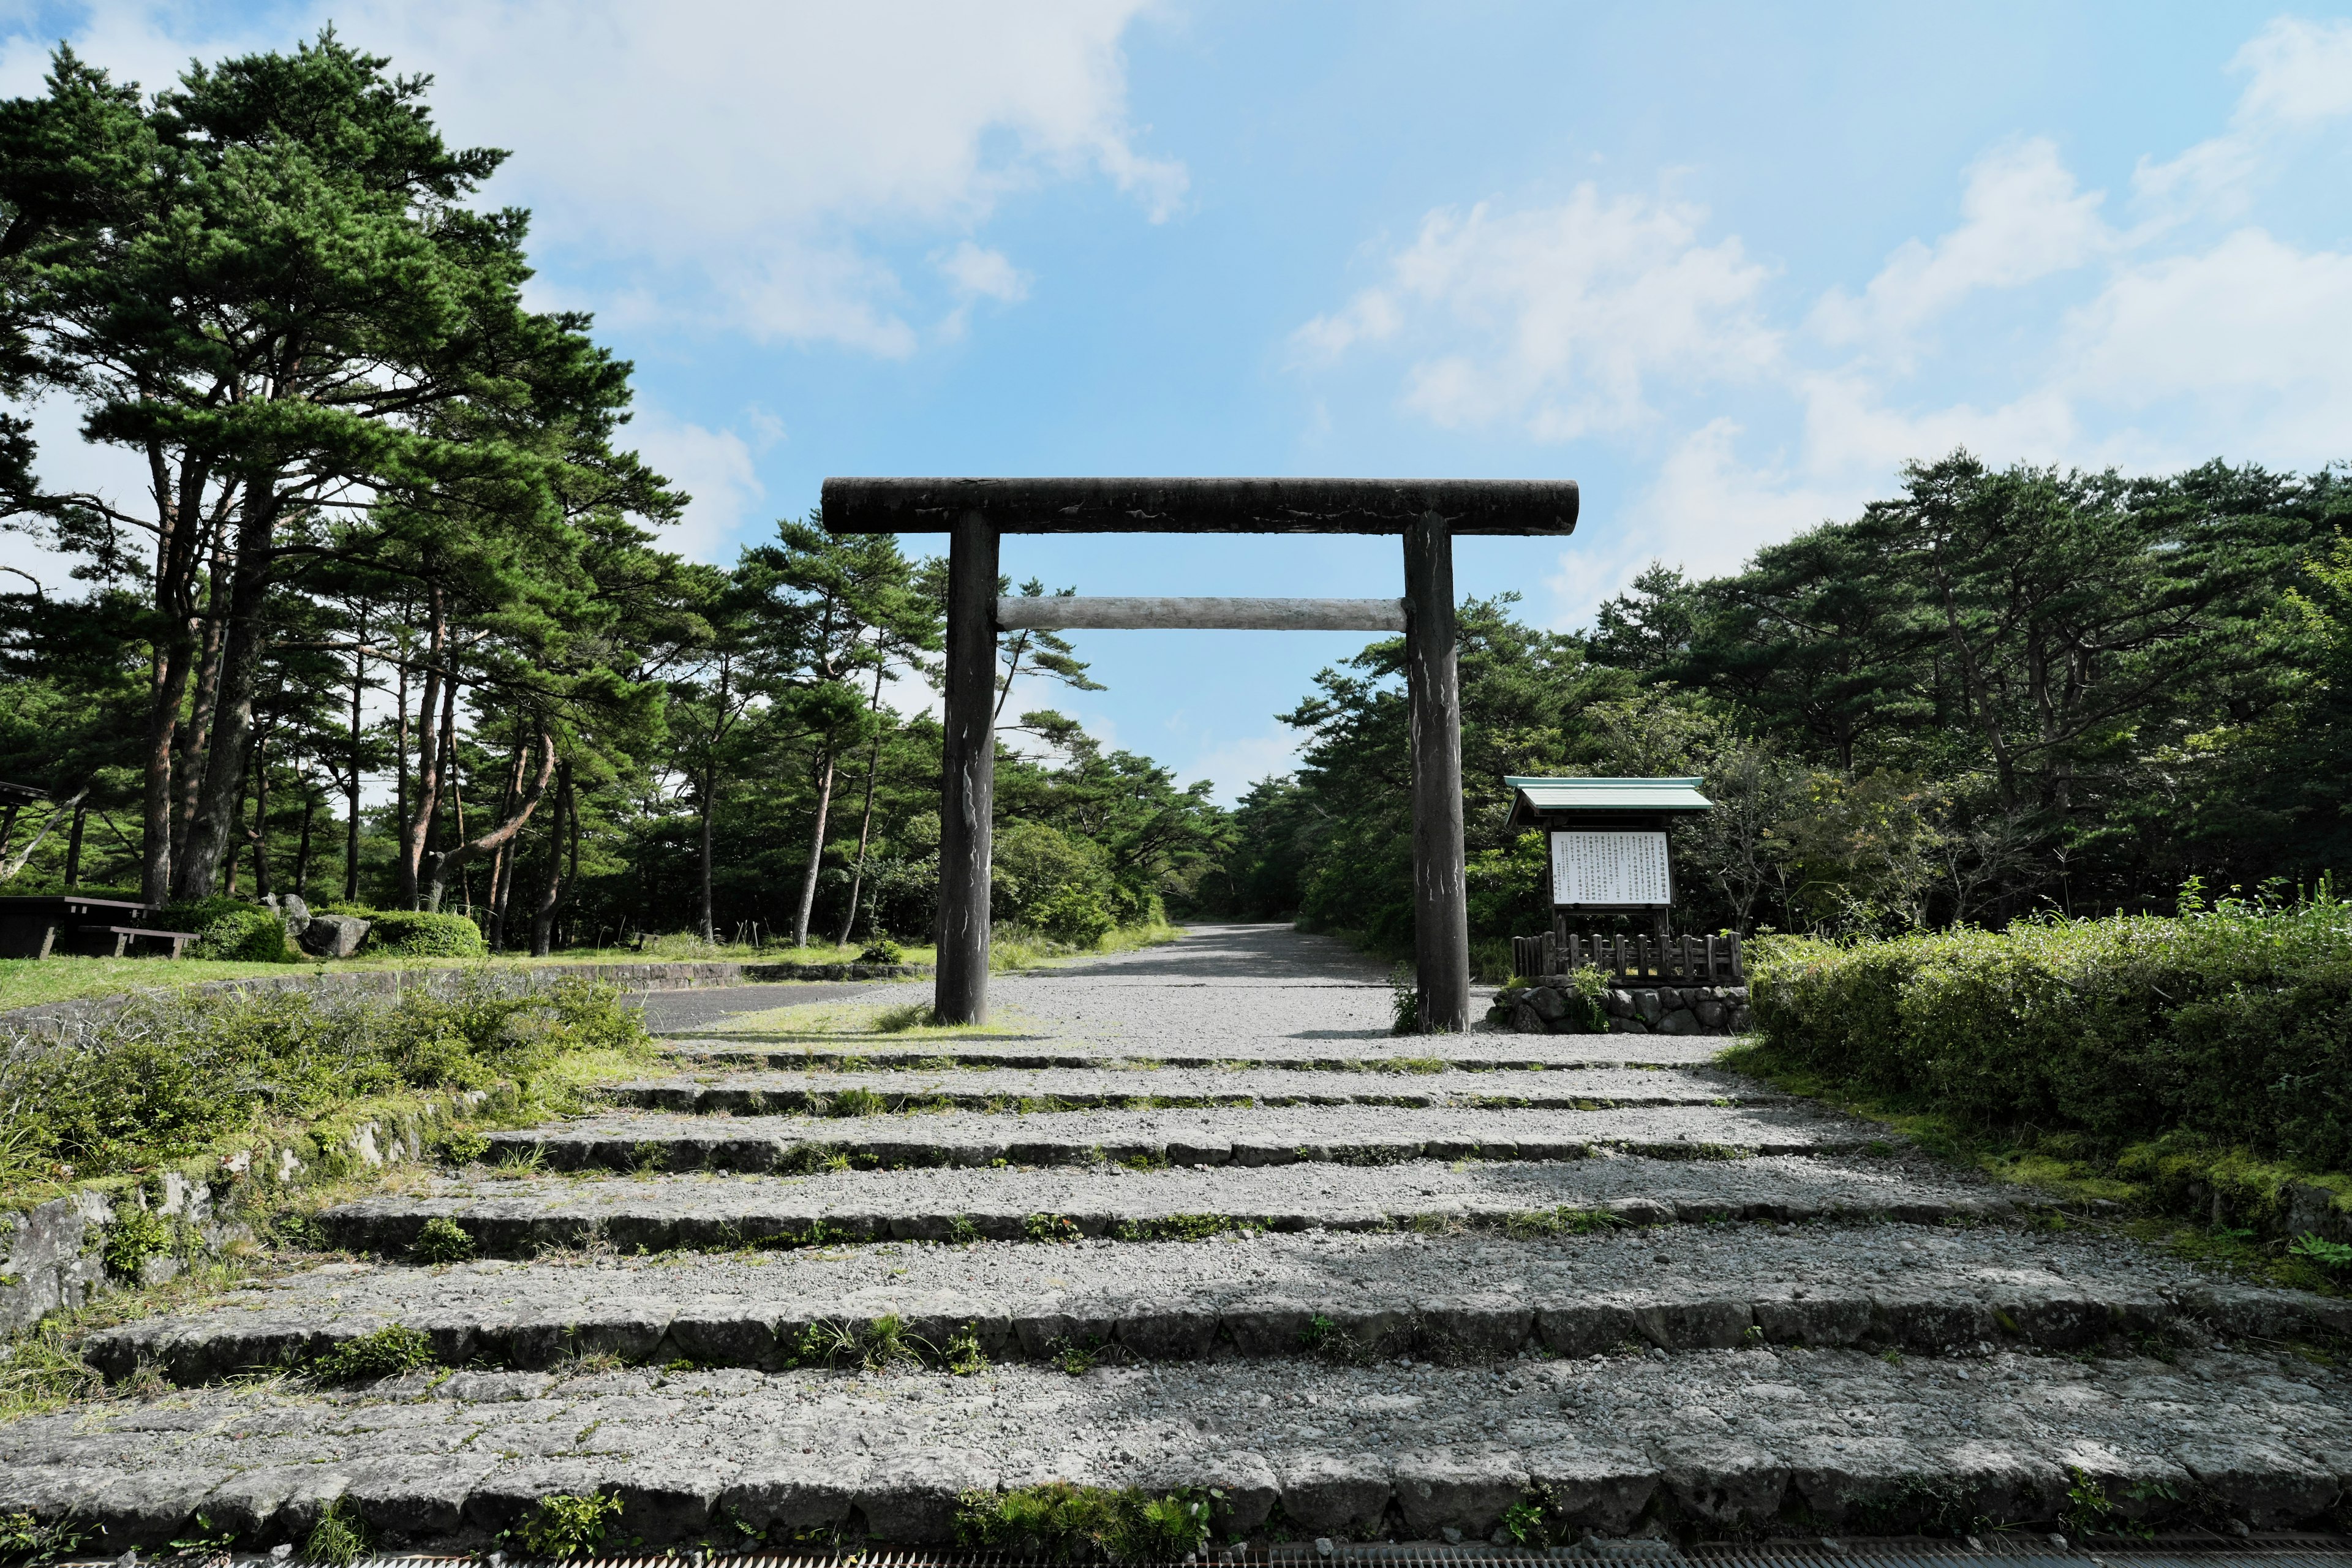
[67,924,198,959]
[0,895,183,959]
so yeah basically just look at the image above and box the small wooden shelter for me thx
[1504,775,1743,984]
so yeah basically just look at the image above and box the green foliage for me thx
[311,1324,433,1384]
[99,1205,172,1278]
[0,974,647,1183]
[511,1491,624,1559]
[0,1509,85,1565]
[857,938,905,963]
[1750,889,2352,1166]
[1389,960,1418,1035]
[2290,1232,2352,1277]
[825,1087,886,1117]
[994,821,1119,945]
[360,911,488,957]
[172,902,297,963]
[955,1482,1213,1562]
[411,1216,477,1264]
[302,1500,371,1565]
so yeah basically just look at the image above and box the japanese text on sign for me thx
[1550,831,1672,907]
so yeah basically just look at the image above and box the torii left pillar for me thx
[936,510,998,1024]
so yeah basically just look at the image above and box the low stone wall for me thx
[0,1089,483,1333]
[0,958,929,1047]
[1489,976,1752,1036]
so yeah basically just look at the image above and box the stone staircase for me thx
[9,924,2352,1556]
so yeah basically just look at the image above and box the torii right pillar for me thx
[1403,510,1470,1033]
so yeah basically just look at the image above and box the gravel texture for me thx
[317,1155,2015,1257]
[88,1225,2352,1386]
[9,1347,2352,1550]
[601,1064,1776,1112]
[487,1104,1873,1172]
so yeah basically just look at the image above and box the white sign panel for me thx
[1550,831,1672,907]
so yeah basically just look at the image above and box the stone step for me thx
[602,1065,1778,1115]
[85,1225,2351,1387]
[8,1344,2349,1551]
[481,1104,1872,1174]
[657,1039,1730,1070]
[317,1155,2012,1258]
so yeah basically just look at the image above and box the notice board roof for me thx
[1506,777,1715,820]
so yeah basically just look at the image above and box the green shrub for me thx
[169,899,298,962]
[360,911,488,957]
[858,938,905,963]
[1750,888,2352,1166]
[100,1205,172,1278]
[311,1324,433,1384]
[513,1492,623,1559]
[0,975,649,1181]
[411,1215,476,1264]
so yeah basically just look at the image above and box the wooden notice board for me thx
[1550,831,1672,908]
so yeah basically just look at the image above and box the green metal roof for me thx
[1505,776,1714,813]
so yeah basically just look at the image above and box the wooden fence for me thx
[1510,926,1744,986]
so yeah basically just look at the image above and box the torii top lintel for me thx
[820,477,1579,537]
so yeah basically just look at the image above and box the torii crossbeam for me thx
[822,477,1581,1031]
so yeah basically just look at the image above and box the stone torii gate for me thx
[821,477,1580,1031]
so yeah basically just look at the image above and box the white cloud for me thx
[1811,138,2110,355]
[1292,187,1777,440]
[2134,16,2352,221]
[1174,728,1303,803]
[628,410,765,564]
[935,241,1031,340]
[0,0,1182,353]
[2059,227,2352,460]
[1300,15,2352,637]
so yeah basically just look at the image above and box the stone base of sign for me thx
[1487,978,1751,1036]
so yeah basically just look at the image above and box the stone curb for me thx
[317,1191,2013,1258]
[4,1415,2345,1550]
[484,1125,1875,1172]
[85,1276,2350,1387]
[603,1080,1783,1114]
[661,1046,1725,1071]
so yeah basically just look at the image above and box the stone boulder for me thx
[265,892,311,936]
[299,913,370,959]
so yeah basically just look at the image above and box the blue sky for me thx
[6,1,2351,798]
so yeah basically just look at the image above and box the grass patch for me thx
[310,1324,434,1384]
[0,972,650,1196]
[507,1491,623,1559]
[955,1482,1213,1562]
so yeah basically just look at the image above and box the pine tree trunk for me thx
[345,632,365,902]
[531,761,575,957]
[791,750,836,949]
[172,538,232,876]
[397,591,448,911]
[247,729,272,900]
[64,799,86,888]
[176,499,277,899]
[834,665,889,947]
